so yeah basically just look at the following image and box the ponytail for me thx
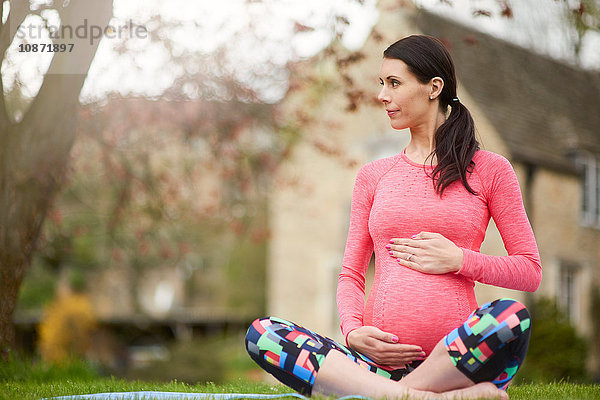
[427,99,479,197]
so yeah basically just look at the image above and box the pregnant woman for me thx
[245,35,541,399]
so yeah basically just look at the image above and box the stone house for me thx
[267,1,600,376]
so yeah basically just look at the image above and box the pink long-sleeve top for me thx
[337,148,542,356]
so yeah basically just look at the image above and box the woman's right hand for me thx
[346,326,426,368]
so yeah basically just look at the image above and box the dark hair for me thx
[383,35,479,196]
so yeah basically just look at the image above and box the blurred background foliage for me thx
[515,297,590,384]
[16,95,281,316]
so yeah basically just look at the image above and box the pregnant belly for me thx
[364,269,476,355]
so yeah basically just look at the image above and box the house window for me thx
[580,153,600,228]
[557,262,579,324]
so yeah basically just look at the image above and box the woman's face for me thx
[377,58,434,130]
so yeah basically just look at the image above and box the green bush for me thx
[515,297,590,383]
[16,262,56,310]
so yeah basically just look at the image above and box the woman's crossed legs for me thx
[245,298,530,399]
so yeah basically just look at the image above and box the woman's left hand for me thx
[387,232,463,274]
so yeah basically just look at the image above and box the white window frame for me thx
[557,262,580,324]
[578,152,600,228]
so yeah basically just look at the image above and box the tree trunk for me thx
[0,0,113,355]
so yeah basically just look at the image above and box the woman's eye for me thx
[379,80,400,87]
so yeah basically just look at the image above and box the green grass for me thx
[3,377,600,400]
[1,358,599,400]
[507,382,600,399]
[3,378,295,400]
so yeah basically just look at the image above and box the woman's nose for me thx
[377,86,389,103]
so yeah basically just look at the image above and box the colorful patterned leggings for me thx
[245,298,530,396]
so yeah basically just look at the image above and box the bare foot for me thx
[403,387,449,399]
[440,382,508,400]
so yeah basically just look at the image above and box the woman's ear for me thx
[429,77,444,99]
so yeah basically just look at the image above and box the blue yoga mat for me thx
[47,393,306,400]
[48,392,371,400]
[48,393,306,400]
